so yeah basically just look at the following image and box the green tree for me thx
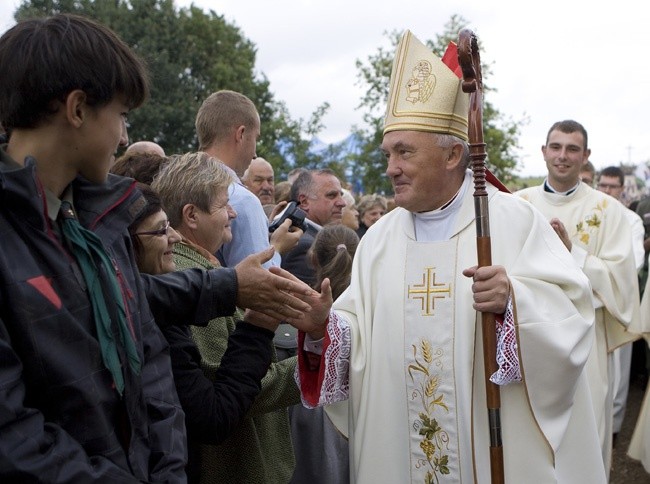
[352,15,527,193]
[13,0,328,179]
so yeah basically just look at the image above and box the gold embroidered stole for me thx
[404,238,461,482]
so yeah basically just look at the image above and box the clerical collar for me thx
[543,178,580,196]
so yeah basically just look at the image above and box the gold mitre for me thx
[383,30,469,141]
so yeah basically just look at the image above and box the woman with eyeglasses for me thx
[132,217,180,274]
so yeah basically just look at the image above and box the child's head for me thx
[0,13,149,131]
[309,224,359,300]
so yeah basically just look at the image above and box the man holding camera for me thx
[281,169,347,286]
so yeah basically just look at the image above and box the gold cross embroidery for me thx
[408,268,452,316]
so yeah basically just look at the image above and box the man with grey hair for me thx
[292,31,605,483]
[243,156,275,206]
[281,169,346,286]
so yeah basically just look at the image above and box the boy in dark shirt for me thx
[0,13,312,482]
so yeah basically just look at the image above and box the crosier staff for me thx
[457,28,505,484]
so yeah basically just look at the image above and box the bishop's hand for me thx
[462,265,510,314]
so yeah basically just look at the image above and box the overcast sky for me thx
[2,0,650,177]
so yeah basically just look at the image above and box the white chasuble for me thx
[309,174,607,483]
[516,182,642,476]
[516,183,641,350]
[404,239,460,482]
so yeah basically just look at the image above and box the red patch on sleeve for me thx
[27,275,62,310]
[297,323,330,407]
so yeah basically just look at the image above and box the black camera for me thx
[268,201,309,233]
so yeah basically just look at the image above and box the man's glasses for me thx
[134,220,171,237]
[597,183,622,190]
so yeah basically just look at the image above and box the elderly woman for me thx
[356,193,387,238]
[151,152,302,484]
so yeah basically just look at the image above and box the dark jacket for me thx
[163,322,275,445]
[0,152,237,483]
[356,222,369,239]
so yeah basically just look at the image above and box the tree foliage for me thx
[352,15,527,193]
[10,5,526,189]
[13,0,327,178]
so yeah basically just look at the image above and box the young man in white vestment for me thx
[289,31,607,483]
[517,121,643,477]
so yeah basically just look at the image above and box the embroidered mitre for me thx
[384,30,469,141]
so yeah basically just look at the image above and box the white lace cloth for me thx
[297,298,521,408]
[296,311,350,408]
[490,296,521,385]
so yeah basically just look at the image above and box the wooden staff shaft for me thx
[459,29,505,484]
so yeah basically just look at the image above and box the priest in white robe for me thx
[291,31,606,483]
[516,121,642,477]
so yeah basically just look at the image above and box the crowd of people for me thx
[2,13,650,484]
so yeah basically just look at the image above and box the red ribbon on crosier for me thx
[442,42,510,194]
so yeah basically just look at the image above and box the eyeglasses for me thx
[597,183,622,189]
[134,220,171,237]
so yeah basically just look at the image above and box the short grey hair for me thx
[436,133,470,170]
[152,151,233,228]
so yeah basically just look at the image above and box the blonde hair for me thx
[151,152,232,228]
[195,90,259,150]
